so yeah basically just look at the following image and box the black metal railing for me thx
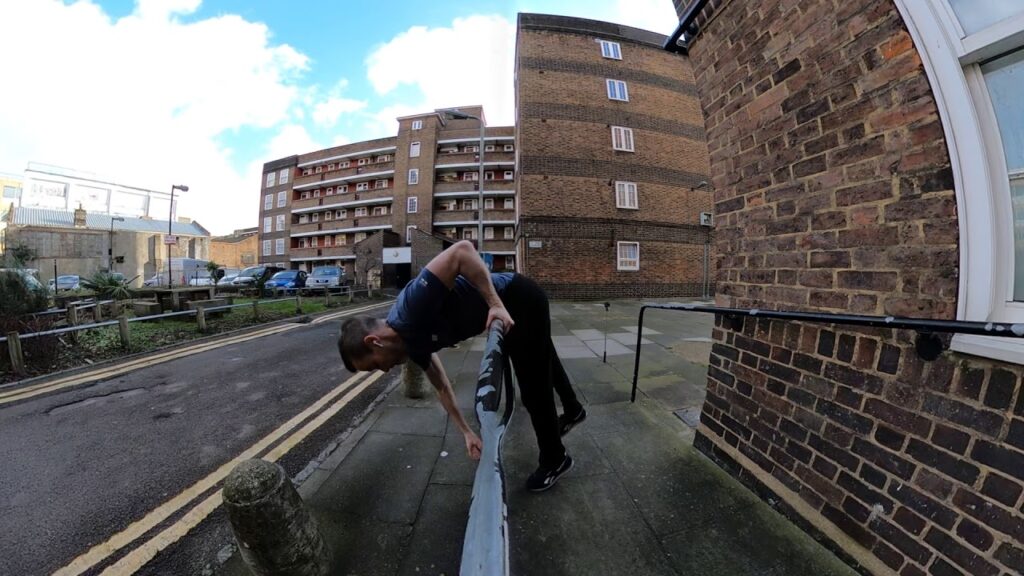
[664,0,711,53]
[631,303,1024,402]
[460,320,514,576]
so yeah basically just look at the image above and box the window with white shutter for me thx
[615,181,638,209]
[617,242,639,271]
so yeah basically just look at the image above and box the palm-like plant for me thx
[81,272,134,301]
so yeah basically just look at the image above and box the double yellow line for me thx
[55,369,384,576]
[0,300,391,407]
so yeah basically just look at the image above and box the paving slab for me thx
[372,405,447,437]
[397,483,471,576]
[582,338,632,356]
[571,328,605,340]
[553,345,595,359]
[608,331,653,345]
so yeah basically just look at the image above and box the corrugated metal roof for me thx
[10,206,209,236]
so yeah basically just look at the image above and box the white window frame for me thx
[337,209,346,219]
[277,191,286,208]
[301,191,310,200]
[311,237,318,248]
[411,119,423,130]
[406,225,417,243]
[328,163,335,171]
[408,196,418,213]
[279,169,289,184]
[341,161,350,169]
[315,166,322,174]
[505,256,515,270]
[463,228,475,240]
[275,238,285,255]
[355,207,368,217]
[485,144,496,152]
[504,170,514,180]
[617,242,639,271]
[264,194,272,210]
[358,158,367,166]
[299,238,307,248]
[485,171,495,180]
[465,145,479,153]
[302,168,311,176]
[504,226,514,240]
[299,215,309,224]
[504,198,514,209]
[484,198,494,209]
[354,232,367,242]
[336,234,346,245]
[338,184,348,194]
[375,179,389,189]
[262,240,271,256]
[324,235,332,247]
[326,187,334,196]
[408,168,419,185]
[325,211,333,221]
[615,181,639,209]
[600,39,622,60]
[504,144,514,152]
[410,141,421,157]
[463,172,479,181]
[276,214,285,231]
[372,205,387,216]
[462,199,477,210]
[356,182,369,191]
[265,172,276,188]
[611,126,635,152]
[606,79,629,101]
[313,189,321,198]
[895,2,1024,363]
[263,217,272,233]
[311,213,319,222]
[485,227,495,240]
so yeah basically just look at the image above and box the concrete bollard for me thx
[67,305,80,344]
[323,289,331,308]
[118,315,131,349]
[223,459,330,576]
[196,307,207,332]
[6,332,25,376]
[295,294,302,314]
[94,303,104,322]
[402,361,428,399]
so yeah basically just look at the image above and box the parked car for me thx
[263,270,307,296]
[1,268,46,293]
[231,265,285,290]
[304,266,347,292]
[217,272,240,289]
[187,272,215,287]
[50,275,81,291]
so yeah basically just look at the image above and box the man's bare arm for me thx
[425,353,482,459]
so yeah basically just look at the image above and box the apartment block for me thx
[258,109,518,282]
[514,14,713,299]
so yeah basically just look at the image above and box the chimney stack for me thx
[73,204,87,227]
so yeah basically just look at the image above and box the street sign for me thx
[528,240,542,248]
[383,247,411,264]
[163,235,178,245]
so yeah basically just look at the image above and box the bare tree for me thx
[353,241,380,289]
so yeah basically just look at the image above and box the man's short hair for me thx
[338,315,383,372]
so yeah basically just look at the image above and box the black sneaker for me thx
[558,406,587,437]
[526,454,574,492]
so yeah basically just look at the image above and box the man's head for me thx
[338,315,407,373]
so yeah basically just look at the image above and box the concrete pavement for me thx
[222,298,857,576]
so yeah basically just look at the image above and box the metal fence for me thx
[630,302,1024,402]
[460,320,515,576]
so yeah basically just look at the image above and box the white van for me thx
[143,258,210,287]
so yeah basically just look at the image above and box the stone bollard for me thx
[118,315,131,349]
[223,459,330,576]
[67,305,80,344]
[6,332,25,376]
[295,294,303,314]
[196,307,207,333]
[402,361,428,399]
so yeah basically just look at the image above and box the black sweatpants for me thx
[500,274,582,470]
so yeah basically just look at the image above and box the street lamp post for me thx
[168,184,189,287]
[108,216,124,272]
[439,109,486,258]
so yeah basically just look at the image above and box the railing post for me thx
[118,315,131,349]
[252,299,259,320]
[223,459,330,576]
[346,290,354,304]
[6,332,26,377]
[196,307,207,332]
[94,302,104,323]
[67,305,79,344]
[324,288,331,307]
[295,294,303,314]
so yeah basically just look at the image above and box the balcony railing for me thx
[434,151,515,167]
[289,246,354,259]
[432,209,516,224]
[294,161,395,187]
[292,189,394,212]
[433,180,515,194]
[292,214,392,236]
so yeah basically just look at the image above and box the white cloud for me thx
[0,0,319,235]
[365,15,516,127]
[607,0,679,35]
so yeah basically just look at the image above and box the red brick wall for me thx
[686,1,1023,575]
[516,14,713,299]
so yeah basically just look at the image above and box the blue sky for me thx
[0,0,677,233]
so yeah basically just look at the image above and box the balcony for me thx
[433,151,515,168]
[290,246,355,260]
[433,180,515,195]
[291,214,392,236]
[293,161,395,189]
[292,189,394,212]
[477,239,516,253]
[432,209,480,224]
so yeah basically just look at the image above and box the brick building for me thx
[515,14,714,299]
[209,227,258,270]
[258,109,518,284]
[674,1,1024,574]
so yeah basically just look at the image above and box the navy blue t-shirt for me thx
[387,268,514,369]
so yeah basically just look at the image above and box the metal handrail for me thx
[460,320,514,576]
[630,303,1024,402]
[0,289,383,343]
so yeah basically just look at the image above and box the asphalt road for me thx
[0,304,394,575]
